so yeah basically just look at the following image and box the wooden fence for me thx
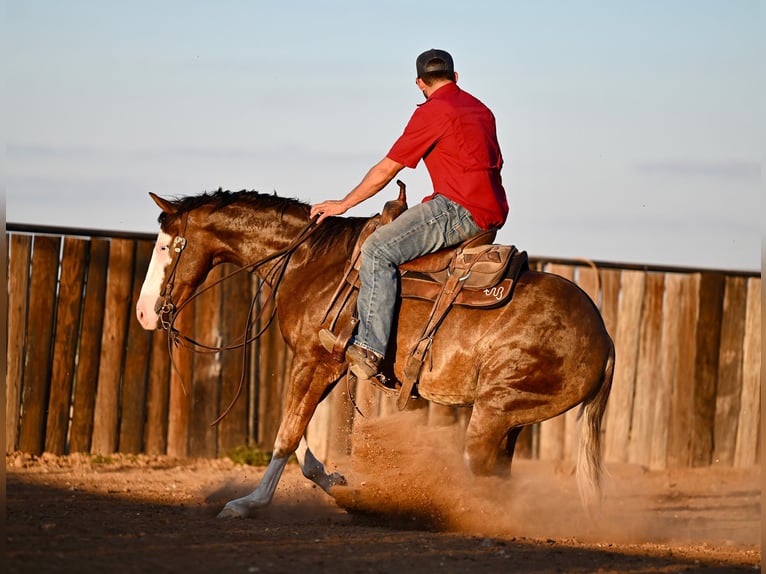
[5,225,761,470]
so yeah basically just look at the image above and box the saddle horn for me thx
[381,179,409,224]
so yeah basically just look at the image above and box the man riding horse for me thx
[311,49,508,389]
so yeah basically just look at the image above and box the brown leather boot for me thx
[318,329,382,379]
[345,344,383,379]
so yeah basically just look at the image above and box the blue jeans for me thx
[355,194,483,357]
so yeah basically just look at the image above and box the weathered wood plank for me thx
[144,329,171,455]
[712,276,747,465]
[604,270,645,463]
[91,239,135,454]
[18,236,61,455]
[576,264,600,306]
[734,278,761,467]
[257,283,288,450]
[650,274,679,469]
[575,263,604,461]
[599,269,621,349]
[69,239,109,453]
[118,240,155,454]
[628,272,665,466]
[7,234,32,452]
[596,267,621,463]
[167,308,194,457]
[665,273,700,468]
[218,269,253,454]
[189,265,223,458]
[45,237,88,454]
[691,272,725,466]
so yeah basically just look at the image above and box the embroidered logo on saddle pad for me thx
[401,245,528,308]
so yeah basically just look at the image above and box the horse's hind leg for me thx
[496,426,524,478]
[462,405,514,476]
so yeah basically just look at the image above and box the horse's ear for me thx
[149,192,177,214]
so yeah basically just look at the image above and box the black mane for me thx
[158,188,367,256]
[158,188,309,223]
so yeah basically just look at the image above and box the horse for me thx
[136,189,615,519]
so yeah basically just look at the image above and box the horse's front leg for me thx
[295,436,347,492]
[217,454,290,518]
[218,356,344,518]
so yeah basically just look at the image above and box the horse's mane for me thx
[158,188,307,220]
[159,188,366,256]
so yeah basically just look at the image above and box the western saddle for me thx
[321,181,528,409]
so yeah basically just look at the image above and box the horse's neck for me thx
[208,209,311,268]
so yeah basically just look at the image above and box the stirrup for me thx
[319,328,350,363]
[367,374,398,396]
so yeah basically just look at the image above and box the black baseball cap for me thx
[416,49,454,77]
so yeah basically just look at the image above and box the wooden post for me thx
[69,239,109,453]
[45,237,88,454]
[734,277,761,466]
[167,308,194,457]
[144,329,171,455]
[690,272,725,466]
[599,269,621,346]
[18,236,60,455]
[576,264,600,306]
[713,276,748,465]
[189,265,223,458]
[118,240,155,454]
[91,239,135,455]
[257,282,289,450]
[218,268,252,454]
[627,272,665,466]
[6,234,32,453]
[665,273,700,468]
[604,269,645,463]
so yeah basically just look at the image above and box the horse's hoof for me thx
[217,502,247,519]
[328,472,347,488]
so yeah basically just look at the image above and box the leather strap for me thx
[332,316,358,363]
[397,271,465,410]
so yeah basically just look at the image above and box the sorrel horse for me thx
[136,189,615,519]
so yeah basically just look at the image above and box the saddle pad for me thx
[416,244,513,290]
[401,275,515,308]
[400,249,529,308]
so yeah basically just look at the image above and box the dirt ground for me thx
[6,412,762,573]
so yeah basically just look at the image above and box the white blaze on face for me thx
[136,230,174,330]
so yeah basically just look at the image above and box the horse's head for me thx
[136,192,214,330]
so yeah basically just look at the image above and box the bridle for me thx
[157,213,320,425]
[157,213,190,331]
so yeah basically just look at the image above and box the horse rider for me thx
[310,48,509,387]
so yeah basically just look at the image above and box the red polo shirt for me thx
[386,82,508,230]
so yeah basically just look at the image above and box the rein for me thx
[161,215,320,426]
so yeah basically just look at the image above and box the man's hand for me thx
[310,157,404,225]
[310,199,349,225]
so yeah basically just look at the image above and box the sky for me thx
[4,0,763,272]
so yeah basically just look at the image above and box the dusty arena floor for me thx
[6,413,762,573]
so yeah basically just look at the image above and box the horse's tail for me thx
[575,338,615,510]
